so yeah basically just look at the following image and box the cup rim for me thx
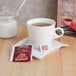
[26,18,56,27]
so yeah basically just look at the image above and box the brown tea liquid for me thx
[32,23,51,27]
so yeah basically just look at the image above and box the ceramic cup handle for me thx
[53,27,64,39]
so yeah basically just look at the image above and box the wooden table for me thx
[0,26,76,76]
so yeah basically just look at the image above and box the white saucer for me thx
[12,37,69,59]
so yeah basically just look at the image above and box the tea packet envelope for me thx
[10,45,32,62]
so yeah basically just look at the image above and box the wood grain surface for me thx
[0,26,76,76]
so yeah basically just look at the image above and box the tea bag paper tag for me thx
[40,44,49,52]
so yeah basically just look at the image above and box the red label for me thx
[41,45,48,52]
[13,45,32,62]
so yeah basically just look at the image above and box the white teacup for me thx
[26,18,64,49]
